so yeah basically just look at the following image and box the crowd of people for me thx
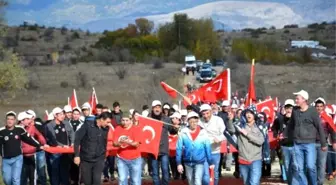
[0,89,335,185]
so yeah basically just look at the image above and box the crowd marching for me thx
[1,87,336,185]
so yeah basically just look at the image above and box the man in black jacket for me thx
[150,100,175,185]
[74,112,111,185]
[291,90,327,185]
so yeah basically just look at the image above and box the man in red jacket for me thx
[18,112,47,185]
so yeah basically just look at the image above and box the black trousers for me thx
[70,162,80,184]
[21,155,36,185]
[80,159,105,185]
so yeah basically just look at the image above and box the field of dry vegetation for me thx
[0,62,184,117]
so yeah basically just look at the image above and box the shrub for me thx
[63,44,72,50]
[151,57,165,69]
[21,36,38,41]
[168,46,191,63]
[284,30,290,34]
[60,81,69,88]
[96,49,119,65]
[72,32,80,39]
[76,72,88,88]
[61,26,68,35]
[113,65,128,80]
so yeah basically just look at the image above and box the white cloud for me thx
[13,0,32,5]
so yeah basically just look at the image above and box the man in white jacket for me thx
[198,104,225,185]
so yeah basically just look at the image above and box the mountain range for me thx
[7,0,336,32]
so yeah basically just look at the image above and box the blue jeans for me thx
[292,143,317,185]
[281,146,293,184]
[103,156,115,178]
[202,153,221,185]
[239,160,262,185]
[185,163,203,185]
[48,154,70,185]
[150,154,169,185]
[116,157,142,185]
[36,151,46,185]
[315,144,328,185]
[2,155,23,185]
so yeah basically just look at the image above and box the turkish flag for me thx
[256,98,275,123]
[69,89,79,109]
[44,146,74,154]
[160,82,178,99]
[220,140,238,153]
[106,124,118,156]
[89,87,98,115]
[183,90,203,107]
[168,134,178,157]
[326,104,336,115]
[137,116,163,159]
[245,60,256,106]
[268,131,279,150]
[200,69,231,101]
[321,111,336,132]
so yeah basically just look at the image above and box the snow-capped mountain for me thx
[7,0,335,31]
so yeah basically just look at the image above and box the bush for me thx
[168,46,191,63]
[61,26,68,35]
[119,48,133,62]
[72,32,80,39]
[96,49,119,65]
[21,36,38,41]
[113,65,128,80]
[151,57,165,69]
[43,28,54,37]
[60,81,69,88]
[284,30,290,34]
[63,44,72,50]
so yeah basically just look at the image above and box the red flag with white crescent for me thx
[200,69,231,101]
[89,87,98,115]
[160,82,178,99]
[69,89,79,109]
[256,98,274,123]
[168,134,178,156]
[137,116,163,159]
[183,90,203,107]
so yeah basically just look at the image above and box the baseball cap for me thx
[152,100,162,107]
[129,109,135,115]
[231,104,238,109]
[52,107,63,116]
[26,110,36,117]
[200,104,212,112]
[63,105,72,113]
[187,111,199,120]
[314,97,326,105]
[141,110,149,117]
[284,99,295,107]
[6,111,16,117]
[293,90,309,100]
[170,112,181,119]
[81,102,91,110]
[172,104,179,112]
[72,107,81,112]
[180,109,188,116]
[17,112,33,121]
[221,100,230,107]
[163,104,170,109]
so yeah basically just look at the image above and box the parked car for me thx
[198,69,213,83]
[201,63,212,70]
[214,59,224,66]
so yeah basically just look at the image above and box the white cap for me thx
[141,110,149,117]
[221,100,230,107]
[152,100,162,107]
[314,97,326,105]
[231,104,238,109]
[129,109,135,115]
[72,107,81,112]
[200,104,212,112]
[6,111,16,116]
[47,113,54,121]
[52,107,63,116]
[172,104,179,112]
[17,111,33,121]
[63,105,72,113]
[284,99,295,106]
[293,90,309,100]
[187,111,199,120]
[170,112,181,119]
[82,102,91,110]
[163,104,170,109]
[26,110,36,117]
[180,109,188,116]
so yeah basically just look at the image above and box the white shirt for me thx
[199,115,225,154]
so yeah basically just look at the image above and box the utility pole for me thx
[178,21,181,63]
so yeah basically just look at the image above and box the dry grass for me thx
[0,62,184,118]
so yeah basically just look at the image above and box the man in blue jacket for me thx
[176,111,214,185]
